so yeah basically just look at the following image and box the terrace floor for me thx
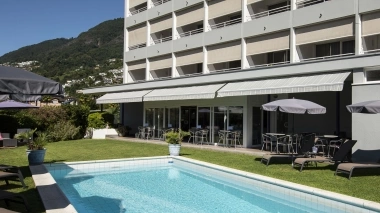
[107,135,269,156]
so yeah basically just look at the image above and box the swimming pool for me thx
[46,157,379,213]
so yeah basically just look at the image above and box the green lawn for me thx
[1,139,379,212]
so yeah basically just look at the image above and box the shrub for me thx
[164,130,190,144]
[19,107,67,132]
[62,105,90,138]
[88,112,106,129]
[101,112,114,126]
[47,121,80,142]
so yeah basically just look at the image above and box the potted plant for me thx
[164,129,190,156]
[15,129,49,165]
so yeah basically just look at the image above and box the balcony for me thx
[177,63,203,76]
[129,69,146,82]
[209,17,242,31]
[128,43,147,51]
[151,36,172,45]
[129,3,148,16]
[247,50,290,68]
[296,40,355,62]
[247,5,290,20]
[296,0,330,9]
[208,60,241,73]
[152,0,171,7]
[151,68,172,80]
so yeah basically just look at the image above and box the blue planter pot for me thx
[26,149,46,165]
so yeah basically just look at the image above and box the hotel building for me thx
[83,0,380,161]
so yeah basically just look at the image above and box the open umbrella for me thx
[262,98,326,114]
[262,98,326,134]
[0,65,64,95]
[346,100,380,114]
[0,100,39,110]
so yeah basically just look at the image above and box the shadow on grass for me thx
[44,160,66,164]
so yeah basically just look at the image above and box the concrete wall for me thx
[123,102,144,135]
[352,84,380,162]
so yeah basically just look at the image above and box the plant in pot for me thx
[15,129,49,165]
[164,129,190,156]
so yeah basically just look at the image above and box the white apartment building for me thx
[83,0,380,162]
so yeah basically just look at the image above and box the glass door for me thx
[181,106,197,131]
[165,108,179,128]
[154,108,164,138]
[213,106,227,144]
[198,107,211,142]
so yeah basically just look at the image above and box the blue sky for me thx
[0,0,124,57]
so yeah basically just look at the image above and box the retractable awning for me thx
[144,84,225,101]
[217,72,351,97]
[96,90,152,104]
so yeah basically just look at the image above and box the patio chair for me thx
[335,161,380,179]
[0,190,29,212]
[218,131,226,145]
[144,127,153,140]
[0,165,26,188]
[1,133,10,139]
[293,140,357,172]
[3,139,17,148]
[195,130,209,145]
[275,135,294,154]
[261,135,316,166]
[188,128,197,144]
[261,134,273,152]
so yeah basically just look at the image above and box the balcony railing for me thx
[364,49,380,54]
[151,36,173,45]
[129,6,148,16]
[209,18,242,30]
[209,67,242,73]
[183,72,203,77]
[248,5,290,20]
[296,0,330,9]
[128,43,147,51]
[153,0,171,7]
[250,61,290,69]
[297,53,354,62]
[177,28,203,39]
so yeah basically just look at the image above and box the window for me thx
[342,40,355,54]
[316,42,340,58]
[267,50,290,64]
[366,70,380,82]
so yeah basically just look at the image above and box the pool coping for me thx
[32,156,380,212]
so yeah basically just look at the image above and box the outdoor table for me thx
[266,133,286,153]
[322,135,338,157]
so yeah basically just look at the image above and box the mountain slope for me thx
[0,18,124,83]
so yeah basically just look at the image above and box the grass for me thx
[1,139,379,212]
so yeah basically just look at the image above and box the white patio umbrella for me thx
[346,100,380,114]
[262,98,326,134]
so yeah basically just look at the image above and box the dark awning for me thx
[0,65,64,95]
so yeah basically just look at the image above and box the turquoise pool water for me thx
[47,159,372,213]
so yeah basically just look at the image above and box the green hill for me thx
[0,18,124,83]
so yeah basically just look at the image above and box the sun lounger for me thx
[0,190,29,212]
[335,162,380,179]
[261,135,316,166]
[0,207,18,213]
[293,140,357,172]
[0,166,26,188]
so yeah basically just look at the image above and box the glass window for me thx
[228,106,243,132]
[145,108,154,127]
[198,107,211,129]
[168,108,179,128]
[213,106,228,143]
[366,70,380,82]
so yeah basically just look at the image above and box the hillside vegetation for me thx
[0,18,124,84]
